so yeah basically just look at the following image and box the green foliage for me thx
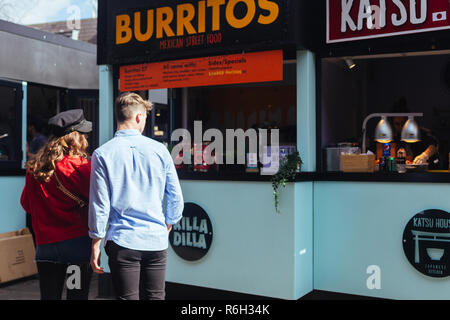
[271,151,303,214]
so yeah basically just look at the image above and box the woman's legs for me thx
[37,262,92,300]
[35,236,92,300]
[66,263,93,300]
[36,262,67,300]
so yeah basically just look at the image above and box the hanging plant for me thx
[271,151,303,214]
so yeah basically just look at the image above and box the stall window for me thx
[150,103,170,144]
[116,62,297,176]
[173,62,297,174]
[26,84,99,159]
[321,51,450,173]
[62,89,100,153]
[26,84,59,161]
[0,80,22,169]
[0,81,101,171]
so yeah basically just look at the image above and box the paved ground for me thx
[0,274,380,300]
[0,273,111,300]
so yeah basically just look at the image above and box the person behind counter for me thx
[27,115,48,158]
[390,98,439,165]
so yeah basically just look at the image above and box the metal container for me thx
[325,143,360,172]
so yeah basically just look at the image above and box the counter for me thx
[178,170,450,184]
[8,169,450,184]
[313,180,450,299]
[171,172,450,299]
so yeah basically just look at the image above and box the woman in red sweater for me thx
[21,109,92,300]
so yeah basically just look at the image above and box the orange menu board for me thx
[119,50,283,91]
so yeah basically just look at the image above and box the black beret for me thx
[48,109,92,137]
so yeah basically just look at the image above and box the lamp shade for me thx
[345,58,356,69]
[374,117,393,143]
[401,117,421,143]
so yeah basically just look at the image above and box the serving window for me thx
[26,84,99,159]
[321,51,450,174]
[117,60,297,177]
[172,61,297,175]
[0,80,99,173]
[0,80,23,169]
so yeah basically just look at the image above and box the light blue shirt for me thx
[88,129,183,251]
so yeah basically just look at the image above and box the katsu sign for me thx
[403,209,450,278]
[327,0,450,43]
[119,50,283,91]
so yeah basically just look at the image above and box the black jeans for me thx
[36,262,92,300]
[105,241,167,300]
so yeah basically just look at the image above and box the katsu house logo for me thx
[402,209,450,278]
[169,203,213,262]
[327,0,450,43]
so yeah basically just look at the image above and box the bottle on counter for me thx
[397,147,407,173]
[379,156,386,172]
[389,157,397,172]
[381,143,391,172]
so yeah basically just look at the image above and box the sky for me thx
[0,0,97,25]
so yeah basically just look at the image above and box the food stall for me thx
[97,0,317,300]
[0,20,98,236]
[311,0,450,299]
[97,0,450,300]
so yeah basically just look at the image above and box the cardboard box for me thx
[0,228,37,284]
[340,154,376,173]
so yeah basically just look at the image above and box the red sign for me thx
[327,0,450,43]
[119,50,283,91]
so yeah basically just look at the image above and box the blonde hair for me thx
[115,92,153,123]
[26,131,89,183]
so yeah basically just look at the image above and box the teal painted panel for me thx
[294,182,313,298]
[297,50,316,172]
[98,65,115,273]
[167,180,297,299]
[0,177,26,234]
[98,65,114,146]
[314,181,450,300]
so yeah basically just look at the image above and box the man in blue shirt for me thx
[88,92,183,300]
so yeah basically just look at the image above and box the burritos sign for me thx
[115,0,280,45]
[327,0,450,43]
[98,0,298,65]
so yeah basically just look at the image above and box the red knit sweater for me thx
[20,156,91,245]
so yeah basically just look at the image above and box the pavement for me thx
[0,272,111,300]
[0,273,382,301]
